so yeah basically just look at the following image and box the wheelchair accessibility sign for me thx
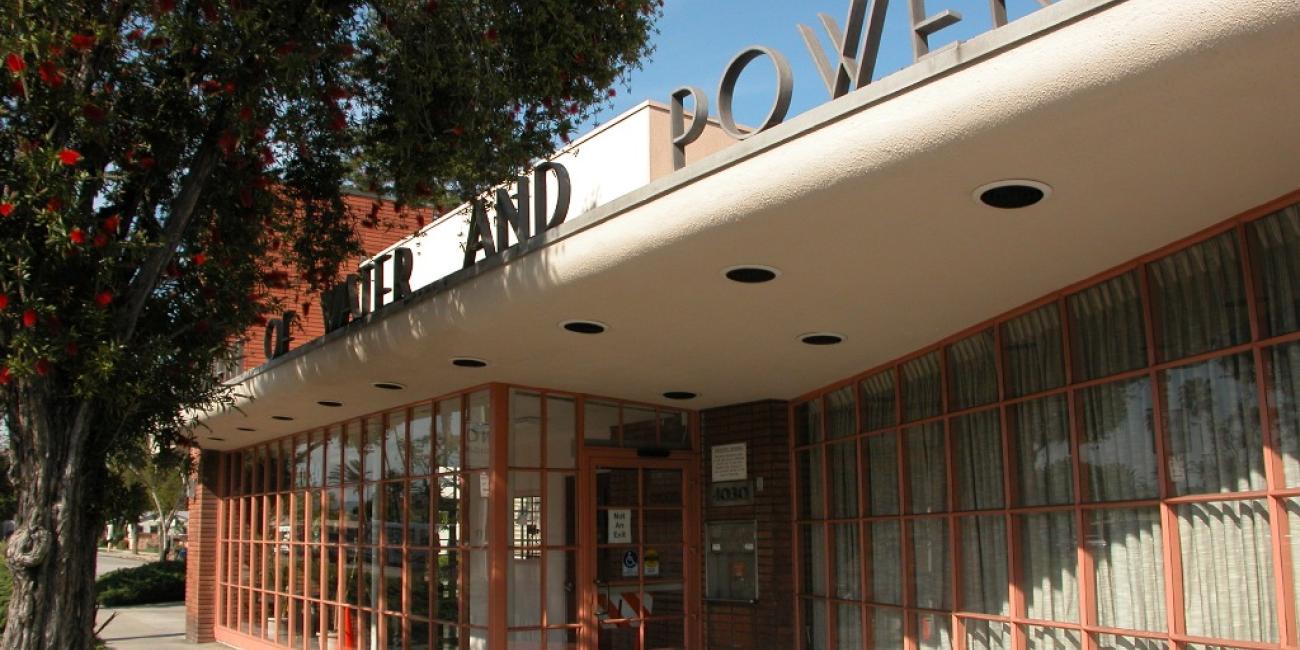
[621,549,638,577]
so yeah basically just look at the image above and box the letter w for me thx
[798,0,889,99]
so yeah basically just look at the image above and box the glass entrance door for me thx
[584,459,695,650]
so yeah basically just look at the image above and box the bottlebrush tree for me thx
[0,1,660,647]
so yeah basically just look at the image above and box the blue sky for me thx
[582,0,1056,129]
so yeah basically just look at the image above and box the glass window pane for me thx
[864,432,899,516]
[1149,232,1249,362]
[835,603,861,650]
[796,399,823,445]
[342,422,362,485]
[800,525,827,597]
[364,416,383,482]
[1003,304,1065,398]
[828,441,858,519]
[915,612,952,650]
[295,434,311,489]
[1079,377,1159,502]
[583,400,620,446]
[911,519,950,611]
[859,370,897,432]
[1093,634,1163,650]
[509,391,542,468]
[436,397,462,473]
[907,423,947,514]
[959,516,1008,615]
[622,405,657,448]
[798,447,825,520]
[411,404,433,477]
[1177,499,1276,643]
[384,410,407,479]
[1247,203,1300,337]
[435,549,460,622]
[1288,498,1300,641]
[1011,394,1073,506]
[547,396,578,467]
[546,550,578,625]
[826,386,855,438]
[871,608,903,649]
[507,541,541,627]
[1069,271,1148,381]
[964,619,1011,650]
[1090,508,1166,633]
[659,409,690,450]
[869,521,902,605]
[1163,354,1265,495]
[803,599,828,650]
[1019,512,1078,622]
[902,352,943,421]
[952,410,1004,510]
[832,523,861,600]
[1025,626,1081,650]
[466,391,491,469]
[948,329,998,411]
[410,478,432,547]
[546,472,577,546]
[1269,342,1300,487]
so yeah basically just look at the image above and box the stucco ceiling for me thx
[194,0,1300,449]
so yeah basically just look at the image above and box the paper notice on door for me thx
[608,509,632,544]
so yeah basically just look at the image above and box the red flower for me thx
[34,358,51,376]
[65,341,78,357]
[137,155,156,170]
[156,0,176,13]
[102,214,121,231]
[22,309,37,328]
[37,61,63,88]
[46,197,63,211]
[218,131,239,156]
[484,28,498,42]
[0,203,13,217]
[4,53,23,73]
[0,294,8,310]
[94,290,112,308]
[70,34,96,52]
[92,232,109,248]
[0,367,9,385]
[58,148,82,166]
[127,28,145,42]
[69,227,86,245]
[608,88,617,98]
[238,106,254,122]
[276,41,298,56]
[325,86,350,101]
[192,252,207,266]
[449,126,464,137]
[328,110,347,132]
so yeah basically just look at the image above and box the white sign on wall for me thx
[608,509,632,544]
[711,442,748,482]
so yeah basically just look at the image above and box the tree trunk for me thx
[1,388,103,650]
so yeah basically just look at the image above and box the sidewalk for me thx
[95,602,221,650]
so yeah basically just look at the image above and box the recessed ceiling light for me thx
[451,357,488,368]
[974,180,1051,209]
[208,436,226,442]
[236,427,256,432]
[373,382,406,391]
[663,391,698,400]
[317,400,344,407]
[561,320,607,334]
[271,415,295,421]
[723,265,780,283]
[800,332,844,346]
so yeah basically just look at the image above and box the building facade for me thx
[185,0,1300,648]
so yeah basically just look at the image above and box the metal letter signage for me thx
[669,0,989,170]
[263,310,296,360]
[462,162,571,270]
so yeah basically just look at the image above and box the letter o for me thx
[717,46,794,140]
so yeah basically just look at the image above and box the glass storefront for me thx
[214,385,696,649]
[793,201,1300,649]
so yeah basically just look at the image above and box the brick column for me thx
[699,400,795,650]
[185,449,222,643]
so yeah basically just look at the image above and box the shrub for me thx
[95,560,185,607]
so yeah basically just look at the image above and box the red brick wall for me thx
[239,194,431,371]
[699,400,795,650]
[185,449,223,643]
